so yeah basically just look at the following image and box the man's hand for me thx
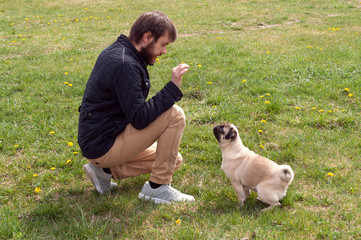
[171,63,189,88]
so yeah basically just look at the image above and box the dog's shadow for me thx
[200,187,294,217]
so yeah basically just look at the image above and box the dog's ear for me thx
[225,127,237,140]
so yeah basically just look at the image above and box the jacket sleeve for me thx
[114,62,183,130]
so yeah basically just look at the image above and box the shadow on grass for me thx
[15,176,300,239]
[17,176,159,239]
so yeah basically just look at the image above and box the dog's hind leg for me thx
[260,201,281,212]
[256,185,281,211]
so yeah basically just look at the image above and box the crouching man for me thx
[78,11,194,204]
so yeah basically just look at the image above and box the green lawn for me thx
[1,0,360,239]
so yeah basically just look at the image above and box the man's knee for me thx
[171,105,185,127]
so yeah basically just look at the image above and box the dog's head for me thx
[213,123,238,143]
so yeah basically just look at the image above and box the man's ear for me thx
[143,31,153,44]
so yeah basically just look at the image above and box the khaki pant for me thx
[87,105,185,184]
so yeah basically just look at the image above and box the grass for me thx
[1,0,361,239]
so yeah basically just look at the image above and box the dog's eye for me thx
[220,126,224,133]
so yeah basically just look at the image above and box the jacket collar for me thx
[117,34,148,67]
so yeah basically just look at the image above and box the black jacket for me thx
[78,35,183,159]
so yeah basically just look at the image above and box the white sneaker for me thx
[138,181,195,204]
[83,163,117,194]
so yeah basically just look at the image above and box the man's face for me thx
[140,32,171,65]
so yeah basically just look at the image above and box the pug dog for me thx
[213,123,294,211]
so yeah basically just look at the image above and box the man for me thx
[78,11,194,204]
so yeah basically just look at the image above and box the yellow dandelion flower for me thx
[260,144,265,149]
[64,82,69,85]
[242,79,247,83]
[68,83,73,87]
[261,119,267,123]
[198,64,202,68]
[27,166,31,170]
[348,93,353,97]
[258,130,263,133]
[307,46,312,49]
[51,167,56,170]
[73,152,79,155]
[265,101,270,104]
[68,142,74,146]
[33,174,38,177]
[49,131,55,134]
[295,107,300,110]
[344,88,350,92]
[328,172,333,177]
[35,187,42,193]
[54,20,57,23]
[260,95,264,98]
[328,110,332,113]
[66,159,72,164]
[14,145,19,148]
[175,219,181,225]
[266,93,271,96]
[76,19,79,22]
[207,82,213,84]
[312,107,316,110]
[266,51,270,54]
[65,72,68,75]
[342,109,346,112]
[319,109,324,112]
[70,58,73,61]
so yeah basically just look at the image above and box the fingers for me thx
[173,64,189,76]
[171,64,189,88]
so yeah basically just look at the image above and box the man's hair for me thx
[128,11,177,44]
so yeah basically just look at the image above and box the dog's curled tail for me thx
[278,165,294,182]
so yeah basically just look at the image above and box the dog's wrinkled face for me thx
[213,123,238,143]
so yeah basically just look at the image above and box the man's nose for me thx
[161,47,167,55]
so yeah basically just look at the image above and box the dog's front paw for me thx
[238,199,246,207]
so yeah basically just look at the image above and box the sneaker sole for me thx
[83,164,104,194]
[138,193,172,204]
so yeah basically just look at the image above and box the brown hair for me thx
[128,11,177,44]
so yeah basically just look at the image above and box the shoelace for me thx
[165,184,182,196]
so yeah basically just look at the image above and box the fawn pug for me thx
[213,123,294,211]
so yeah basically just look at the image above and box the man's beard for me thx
[139,41,156,65]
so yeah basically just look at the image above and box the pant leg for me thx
[110,143,183,180]
[87,105,185,184]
